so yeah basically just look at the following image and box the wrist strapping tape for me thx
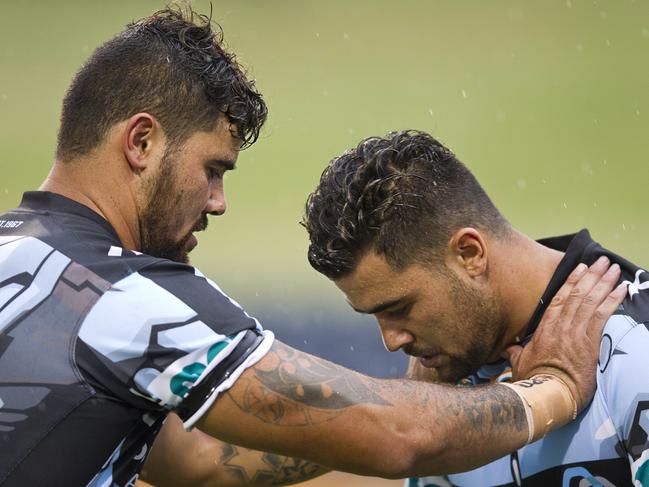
[502,374,577,444]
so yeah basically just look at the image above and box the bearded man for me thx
[303,130,647,486]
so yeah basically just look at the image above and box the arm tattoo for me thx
[406,358,527,433]
[471,386,527,432]
[227,341,390,425]
[220,443,328,485]
[442,383,527,433]
[228,341,527,441]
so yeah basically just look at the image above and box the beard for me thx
[139,148,207,264]
[428,271,504,384]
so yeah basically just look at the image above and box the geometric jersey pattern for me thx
[0,191,273,487]
[411,230,649,487]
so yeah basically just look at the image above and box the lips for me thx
[183,215,208,251]
[418,354,442,368]
[191,217,208,233]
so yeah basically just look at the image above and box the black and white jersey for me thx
[0,192,274,487]
[411,230,649,486]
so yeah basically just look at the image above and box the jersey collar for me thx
[18,191,122,244]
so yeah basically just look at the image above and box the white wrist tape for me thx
[502,374,577,444]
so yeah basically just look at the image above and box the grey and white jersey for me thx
[0,191,274,486]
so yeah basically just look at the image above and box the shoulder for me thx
[597,304,649,435]
[598,308,642,376]
[79,255,260,349]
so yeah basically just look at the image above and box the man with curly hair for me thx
[303,130,648,485]
[0,7,624,487]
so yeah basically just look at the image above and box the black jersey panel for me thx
[2,396,149,487]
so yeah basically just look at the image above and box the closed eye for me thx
[381,304,410,319]
[206,167,222,180]
[206,159,236,181]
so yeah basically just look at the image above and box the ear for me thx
[122,113,160,172]
[446,228,488,278]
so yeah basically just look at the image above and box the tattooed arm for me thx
[140,413,329,487]
[197,340,528,478]
[193,261,625,478]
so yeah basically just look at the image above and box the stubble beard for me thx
[435,272,504,383]
[139,148,204,264]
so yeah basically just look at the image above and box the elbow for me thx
[367,419,449,479]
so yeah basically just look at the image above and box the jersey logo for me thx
[561,466,614,486]
[623,269,649,300]
[133,444,148,461]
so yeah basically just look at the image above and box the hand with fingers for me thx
[503,256,627,442]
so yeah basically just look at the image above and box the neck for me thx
[490,230,564,359]
[40,158,141,250]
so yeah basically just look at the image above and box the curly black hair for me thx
[56,5,267,161]
[303,130,511,279]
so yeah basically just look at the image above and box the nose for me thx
[379,324,415,353]
[206,180,227,216]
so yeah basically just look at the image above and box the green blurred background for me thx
[1,1,648,484]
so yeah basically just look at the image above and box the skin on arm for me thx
[194,261,626,478]
[140,413,329,487]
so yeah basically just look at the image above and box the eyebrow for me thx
[351,297,404,315]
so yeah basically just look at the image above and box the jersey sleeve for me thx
[597,312,649,486]
[76,260,274,428]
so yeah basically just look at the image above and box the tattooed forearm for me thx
[254,343,390,407]
[442,384,527,432]
[488,386,527,431]
[406,355,527,433]
[227,341,390,425]
[220,443,329,485]
[227,340,526,441]
[218,340,531,475]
